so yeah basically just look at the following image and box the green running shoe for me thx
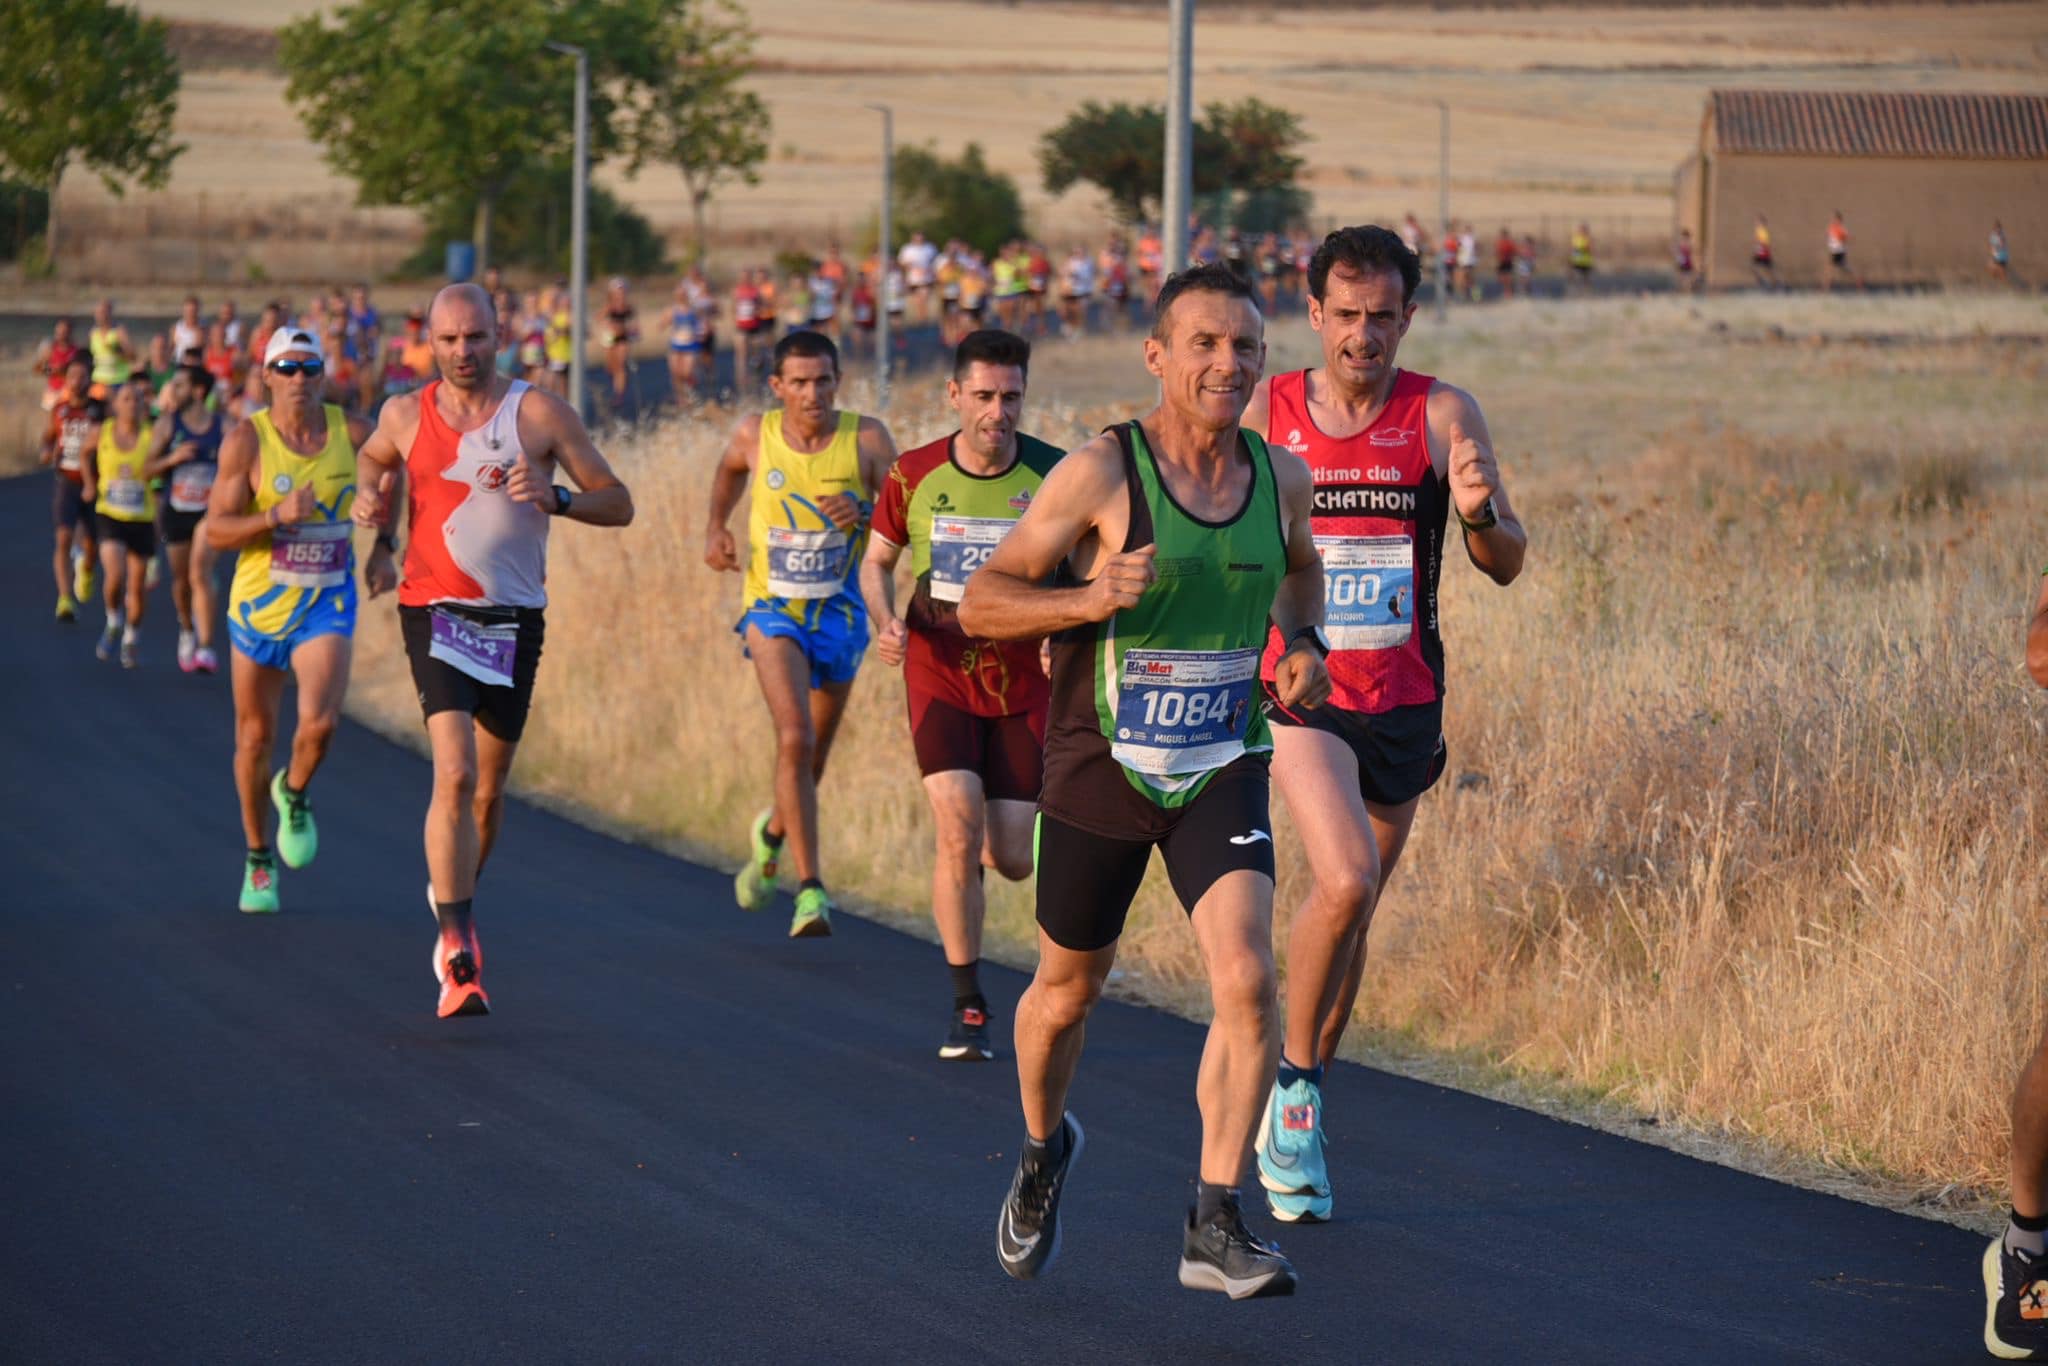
[239,850,280,914]
[788,885,833,939]
[271,769,318,869]
[733,808,780,911]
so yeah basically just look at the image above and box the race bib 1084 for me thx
[1110,647,1259,777]
[927,515,1011,604]
[764,525,850,599]
[1317,534,1415,652]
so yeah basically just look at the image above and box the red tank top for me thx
[399,380,551,609]
[44,343,80,391]
[1259,368,1448,713]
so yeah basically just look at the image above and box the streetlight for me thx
[547,40,589,418]
[865,103,893,412]
[1435,99,1450,323]
[1163,0,1194,275]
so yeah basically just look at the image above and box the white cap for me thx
[263,326,325,367]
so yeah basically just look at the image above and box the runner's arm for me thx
[203,421,274,551]
[703,415,760,571]
[1428,382,1525,586]
[522,390,632,526]
[856,417,899,514]
[352,399,408,531]
[77,422,103,500]
[1267,449,1331,709]
[958,434,1146,641]
[142,413,185,477]
[2028,575,2048,689]
[39,412,58,467]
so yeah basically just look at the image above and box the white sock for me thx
[122,624,139,646]
[2009,1218,2047,1257]
[105,610,124,634]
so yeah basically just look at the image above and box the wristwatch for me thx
[1456,496,1498,532]
[374,531,399,553]
[1288,624,1331,659]
[550,484,573,516]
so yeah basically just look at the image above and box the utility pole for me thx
[1435,99,1450,323]
[548,41,590,418]
[866,104,893,411]
[1163,0,1194,276]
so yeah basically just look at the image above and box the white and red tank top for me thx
[399,379,550,609]
[1259,367,1448,714]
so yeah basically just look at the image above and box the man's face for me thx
[94,301,113,327]
[1146,289,1264,432]
[948,361,1025,460]
[769,353,838,423]
[1308,265,1412,395]
[53,320,71,344]
[64,360,89,396]
[430,297,495,390]
[265,350,324,409]
[112,381,143,423]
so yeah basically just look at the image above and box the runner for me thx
[41,354,101,623]
[601,278,637,411]
[1752,214,1776,291]
[665,280,708,406]
[204,326,392,915]
[34,318,82,411]
[900,229,938,322]
[172,296,206,361]
[1454,223,1479,302]
[87,299,135,401]
[544,285,574,397]
[1568,223,1594,295]
[1823,210,1862,292]
[965,262,1329,1298]
[151,365,226,673]
[352,284,633,1018]
[1238,224,1525,1224]
[78,377,168,668]
[1674,227,1699,294]
[1495,225,1519,299]
[859,329,1061,1060]
[731,268,767,391]
[703,330,897,938]
[1058,245,1095,337]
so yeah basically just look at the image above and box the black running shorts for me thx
[908,692,1045,802]
[52,475,91,532]
[160,506,205,546]
[400,603,546,742]
[95,513,155,559]
[1265,689,1446,809]
[1035,757,1275,952]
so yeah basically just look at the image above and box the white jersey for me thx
[402,378,550,610]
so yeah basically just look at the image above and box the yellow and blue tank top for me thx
[743,409,868,628]
[93,422,155,523]
[229,405,358,637]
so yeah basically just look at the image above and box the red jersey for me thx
[46,397,99,482]
[400,380,551,609]
[1259,368,1448,714]
[43,343,80,393]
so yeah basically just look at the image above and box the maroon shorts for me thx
[908,691,1045,801]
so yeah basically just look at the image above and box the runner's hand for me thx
[170,441,198,466]
[875,616,909,667]
[274,484,317,527]
[1447,416,1499,524]
[1039,637,1053,678]
[817,492,863,532]
[507,454,549,506]
[362,543,398,599]
[703,525,740,572]
[1271,640,1331,710]
[352,469,396,527]
[1083,543,1156,621]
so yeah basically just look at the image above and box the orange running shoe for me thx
[433,928,490,1018]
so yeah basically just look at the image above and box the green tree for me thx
[894,142,1025,257]
[623,0,769,265]
[1037,96,1310,228]
[278,0,680,273]
[403,162,668,278]
[0,0,182,263]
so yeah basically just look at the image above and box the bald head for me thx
[429,283,494,331]
[427,283,498,391]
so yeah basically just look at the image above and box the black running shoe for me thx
[1178,1193,1298,1299]
[1986,1238,2048,1359]
[940,1003,995,1061]
[996,1112,1084,1281]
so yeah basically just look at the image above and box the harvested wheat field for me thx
[329,289,2048,1222]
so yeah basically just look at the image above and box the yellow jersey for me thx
[743,409,867,624]
[229,405,358,637]
[93,421,155,523]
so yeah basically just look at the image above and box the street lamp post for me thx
[1435,99,1450,323]
[865,103,893,411]
[547,41,590,418]
[1163,0,1195,275]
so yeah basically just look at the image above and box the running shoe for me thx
[940,1003,995,1061]
[1985,1237,2048,1359]
[239,850,280,914]
[95,623,117,661]
[997,1112,1084,1281]
[1178,1193,1298,1299]
[788,885,833,939]
[193,645,219,675]
[55,595,76,624]
[76,563,96,602]
[1256,1076,1332,1223]
[144,556,161,591]
[433,922,490,1018]
[270,768,318,869]
[733,808,779,911]
[119,636,138,670]
[177,629,196,673]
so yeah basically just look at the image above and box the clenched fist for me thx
[1083,543,1157,622]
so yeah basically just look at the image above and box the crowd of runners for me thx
[25,221,2048,1351]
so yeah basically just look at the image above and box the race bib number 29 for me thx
[927,516,1011,604]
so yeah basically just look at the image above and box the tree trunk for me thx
[472,192,496,278]
[43,163,63,270]
[692,190,708,268]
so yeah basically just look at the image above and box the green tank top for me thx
[1042,421,1287,825]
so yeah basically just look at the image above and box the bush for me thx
[402,162,668,279]
[893,142,1025,257]
[0,180,50,262]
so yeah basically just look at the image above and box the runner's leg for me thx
[1015,929,1118,1141]
[99,536,124,618]
[2013,1020,2048,1225]
[284,632,352,792]
[923,770,990,967]
[1314,795,1422,1065]
[231,653,289,848]
[123,549,148,627]
[1272,724,1381,1069]
[166,540,194,633]
[472,720,520,878]
[53,524,74,603]
[425,710,481,903]
[1188,870,1280,1184]
[747,628,826,883]
[983,798,1036,881]
[190,537,218,649]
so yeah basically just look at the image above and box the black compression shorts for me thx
[95,514,155,558]
[400,603,546,742]
[160,507,205,545]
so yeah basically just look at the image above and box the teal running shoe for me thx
[1256,1076,1332,1223]
[271,769,318,869]
[239,850,280,914]
[788,885,833,939]
[733,808,779,911]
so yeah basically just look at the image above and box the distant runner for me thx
[87,299,135,400]
[78,377,166,668]
[355,284,634,1019]
[41,354,100,623]
[205,327,391,915]
[964,263,1329,1299]
[860,329,1061,1060]
[150,365,226,673]
[1240,225,1525,1224]
[705,331,897,937]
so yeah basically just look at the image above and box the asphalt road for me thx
[0,470,1983,1364]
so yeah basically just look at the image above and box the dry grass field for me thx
[47,1,2044,281]
[329,289,2048,1219]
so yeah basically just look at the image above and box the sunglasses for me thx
[270,360,325,377]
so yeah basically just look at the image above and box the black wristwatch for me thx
[1457,496,1498,533]
[550,484,573,517]
[374,531,398,553]
[1288,625,1331,659]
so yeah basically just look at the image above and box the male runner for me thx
[354,284,633,1018]
[78,377,167,668]
[1238,224,1526,1223]
[42,354,100,622]
[150,365,226,673]
[206,327,392,915]
[860,330,1060,1060]
[1987,578,2048,1359]
[706,331,896,938]
[34,318,81,411]
[963,263,1330,1299]
[87,299,134,400]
